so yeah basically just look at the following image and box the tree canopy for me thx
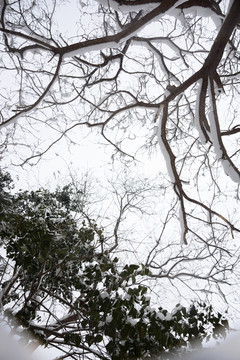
[0,171,229,359]
[0,0,239,244]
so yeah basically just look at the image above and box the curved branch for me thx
[0,55,63,129]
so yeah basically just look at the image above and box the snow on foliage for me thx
[0,172,229,360]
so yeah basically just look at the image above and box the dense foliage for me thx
[0,171,228,359]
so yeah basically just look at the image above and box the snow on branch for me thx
[96,0,187,13]
[194,78,210,144]
[208,77,240,183]
[156,76,240,243]
[157,104,176,184]
[157,102,188,244]
[60,0,184,57]
[96,0,160,12]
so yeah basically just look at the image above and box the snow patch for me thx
[63,41,118,59]
[126,316,138,326]
[208,110,223,159]
[156,312,165,320]
[100,291,109,299]
[165,313,172,321]
[226,0,235,16]
[105,315,113,323]
[222,159,240,183]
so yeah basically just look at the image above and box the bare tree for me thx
[0,0,240,243]
[1,0,240,310]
